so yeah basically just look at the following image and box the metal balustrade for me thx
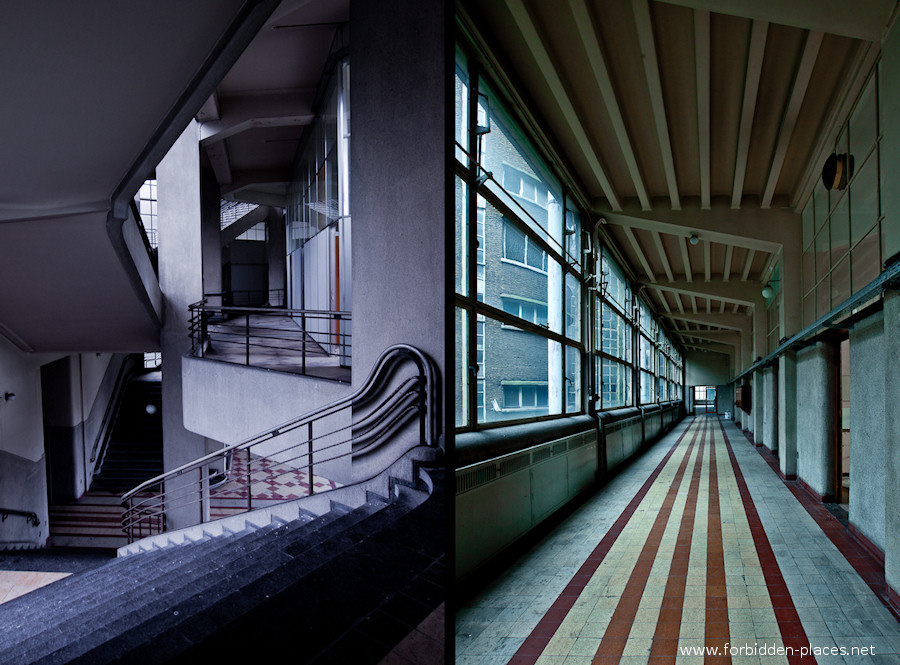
[189,299,351,380]
[121,344,439,543]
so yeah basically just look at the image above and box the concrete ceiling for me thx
[0,1,275,352]
[463,0,896,356]
[199,0,350,207]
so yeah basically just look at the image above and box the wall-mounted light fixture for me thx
[822,153,854,191]
[761,279,780,299]
[689,233,700,246]
[3,392,15,402]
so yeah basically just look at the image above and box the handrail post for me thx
[308,422,314,496]
[245,313,251,366]
[301,312,307,375]
[200,465,210,524]
[246,450,252,512]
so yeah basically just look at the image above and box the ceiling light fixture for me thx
[689,233,699,246]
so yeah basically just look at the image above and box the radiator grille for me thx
[456,431,595,495]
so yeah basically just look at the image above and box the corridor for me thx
[456,416,900,664]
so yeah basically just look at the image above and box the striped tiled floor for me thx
[457,416,900,664]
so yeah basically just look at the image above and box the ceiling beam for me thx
[680,236,693,283]
[569,0,648,209]
[623,226,656,282]
[204,140,233,185]
[652,230,675,282]
[690,294,698,314]
[633,0,680,210]
[741,248,756,281]
[597,200,796,253]
[731,20,768,209]
[646,280,765,307]
[663,311,750,330]
[655,0,896,42]
[723,244,734,281]
[506,0,623,209]
[703,240,711,282]
[199,92,315,144]
[761,31,824,208]
[695,9,711,209]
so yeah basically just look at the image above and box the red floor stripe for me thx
[717,419,815,664]
[649,418,708,663]
[507,418,697,665]
[736,423,900,622]
[705,418,731,664]
[591,420,704,662]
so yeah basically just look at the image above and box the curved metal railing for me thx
[121,344,439,543]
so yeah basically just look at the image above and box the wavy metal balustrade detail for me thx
[120,344,439,543]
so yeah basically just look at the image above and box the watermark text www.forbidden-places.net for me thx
[678,642,878,658]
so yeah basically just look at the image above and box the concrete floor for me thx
[202,313,351,382]
[457,415,900,664]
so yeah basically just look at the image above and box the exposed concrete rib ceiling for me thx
[467,0,892,351]
[200,0,350,207]
[0,0,268,352]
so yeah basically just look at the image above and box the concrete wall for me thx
[849,310,885,551]
[182,356,351,483]
[350,0,446,470]
[41,353,123,500]
[0,336,50,546]
[795,342,835,499]
[685,350,730,387]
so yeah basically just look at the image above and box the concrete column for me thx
[351,0,446,466]
[795,342,835,499]
[266,209,286,306]
[762,367,777,452]
[778,350,798,479]
[883,291,900,594]
[752,306,766,440]
[850,310,885,554]
[157,121,208,531]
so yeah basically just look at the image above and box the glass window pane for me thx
[565,204,581,266]
[566,272,580,341]
[850,73,877,159]
[830,192,850,266]
[481,315,562,423]
[602,250,630,313]
[850,157,878,249]
[815,225,830,280]
[455,54,468,164]
[831,255,850,308]
[852,228,880,292]
[814,184,829,232]
[600,302,631,361]
[599,357,631,409]
[802,198,815,250]
[640,335,653,371]
[566,345,581,414]
[640,370,655,405]
[801,249,815,297]
[455,307,468,428]
[455,177,468,296]
[802,293,815,328]
[478,77,563,253]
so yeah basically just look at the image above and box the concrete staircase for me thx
[0,468,443,664]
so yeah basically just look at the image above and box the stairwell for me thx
[48,373,163,550]
[0,468,444,664]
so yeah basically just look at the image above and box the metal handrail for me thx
[1,508,40,527]
[90,354,141,465]
[189,300,351,378]
[121,344,439,542]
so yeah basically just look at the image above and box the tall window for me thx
[455,46,584,429]
[800,65,882,326]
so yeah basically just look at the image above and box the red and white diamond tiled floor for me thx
[456,416,900,664]
[213,448,342,503]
